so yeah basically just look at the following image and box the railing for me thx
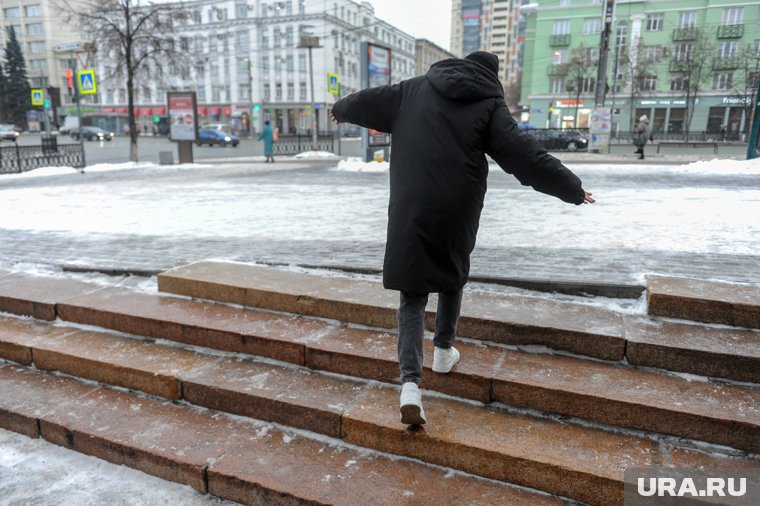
[0,142,85,174]
[272,133,334,155]
[522,128,590,152]
[712,57,741,70]
[672,28,698,41]
[547,64,564,76]
[669,60,690,72]
[609,130,746,143]
[717,24,744,39]
[549,34,571,47]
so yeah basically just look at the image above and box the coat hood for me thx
[426,58,504,101]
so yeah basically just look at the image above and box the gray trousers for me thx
[397,289,463,385]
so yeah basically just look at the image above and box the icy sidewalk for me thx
[0,428,235,505]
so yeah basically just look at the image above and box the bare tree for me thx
[557,43,597,128]
[668,28,717,137]
[728,43,760,139]
[58,0,193,161]
[620,39,663,130]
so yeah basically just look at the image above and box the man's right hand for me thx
[329,111,340,125]
[583,191,595,204]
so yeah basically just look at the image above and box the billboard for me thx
[167,92,198,142]
[367,43,391,88]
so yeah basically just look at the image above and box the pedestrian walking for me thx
[330,51,594,426]
[720,125,727,142]
[258,120,275,163]
[634,115,652,160]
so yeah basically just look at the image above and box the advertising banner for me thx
[367,44,391,88]
[361,43,392,161]
[167,92,197,142]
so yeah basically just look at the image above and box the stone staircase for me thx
[1,263,759,505]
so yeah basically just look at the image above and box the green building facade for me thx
[521,0,760,138]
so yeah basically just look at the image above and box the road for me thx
[5,132,749,165]
[7,133,364,164]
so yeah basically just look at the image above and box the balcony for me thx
[672,28,698,41]
[717,24,744,39]
[549,34,571,47]
[669,60,690,72]
[712,57,741,71]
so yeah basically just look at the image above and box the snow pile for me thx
[0,162,213,180]
[334,157,389,172]
[294,151,340,159]
[677,157,760,174]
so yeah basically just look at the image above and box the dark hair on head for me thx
[265,120,271,125]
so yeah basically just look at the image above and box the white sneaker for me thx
[399,382,426,425]
[432,346,460,373]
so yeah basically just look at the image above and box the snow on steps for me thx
[1,315,759,506]
[1,269,760,504]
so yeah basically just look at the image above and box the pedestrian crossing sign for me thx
[31,89,44,106]
[77,70,97,95]
[328,73,340,95]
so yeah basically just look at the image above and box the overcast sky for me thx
[370,0,453,51]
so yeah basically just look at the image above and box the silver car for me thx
[0,124,21,141]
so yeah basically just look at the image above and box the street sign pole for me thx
[74,61,86,169]
[746,80,760,160]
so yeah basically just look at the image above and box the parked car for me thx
[0,124,21,141]
[526,129,588,151]
[196,127,239,147]
[71,126,115,141]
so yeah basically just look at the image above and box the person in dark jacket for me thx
[330,51,594,426]
[634,115,652,160]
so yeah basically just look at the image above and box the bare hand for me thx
[583,191,595,204]
[329,111,340,125]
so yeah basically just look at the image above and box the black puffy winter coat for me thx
[331,58,585,293]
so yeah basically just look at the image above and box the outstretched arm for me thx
[485,99,593,205]
[331,83,402,133]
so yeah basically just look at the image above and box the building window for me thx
[238,57,250,74]
[287,83,294,100]
[237,30,249,50]
[275,83,282,100]
[749,72,760,90]
[583,18,602,35]
[194,36,204,53]
[275,57,282,71]
[553,20,571,35]
[673,43,694,61]
[209,35,218,52]
[29,59,47,74]
[299,82,307,100]
[236,2,247,18]
[286,55,294,71]
[286,26,293,47]
[299,54,306,72]
[641,75,657,91]
[264,83,271,100]
[722,7,743,26]
[299,0,306,15]
[261,28,269,48]
[677,11,698,29]
[196,86,205,101]
[560,0,570,6]
[212,86,221,101]
[581,47,599,65]
[26,23,43,35]
[753,40,760,58]
[239,84,251,100]
[28,41,45,54]
[550,78,566,94]
[3,7,20,18]
[223,58,230,77]
[581,77,596,93]
[713,73,732,90]
[645,13,664,31]
[717,41,738,58]
[262,56,269,71]
[210,60,219,77]
[24,4,42,16]
[643,46,665,62]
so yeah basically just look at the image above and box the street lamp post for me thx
[298,34,321,151]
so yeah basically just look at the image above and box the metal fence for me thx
[0,142,85,174]
[610,130,746,143]
[273,133,334,155]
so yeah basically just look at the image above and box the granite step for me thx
[1,313,760,506]
[0,363,560,506]
[647,275,760,329]
[154,261,760,383]
[3,277,760,449]
[157,261,627,360]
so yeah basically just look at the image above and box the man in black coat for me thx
[330,51,594,426]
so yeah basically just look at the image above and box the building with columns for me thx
[88,0,416,136]
[520,0,760,137]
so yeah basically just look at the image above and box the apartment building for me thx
[521,0,760,136]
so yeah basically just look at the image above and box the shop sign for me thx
[722,96,752,105]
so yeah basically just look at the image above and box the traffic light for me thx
[549,102,555,114]
[65,69,74,94]
[253,104,260,111]
[44,99,50,109]
[152,116,160,123]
